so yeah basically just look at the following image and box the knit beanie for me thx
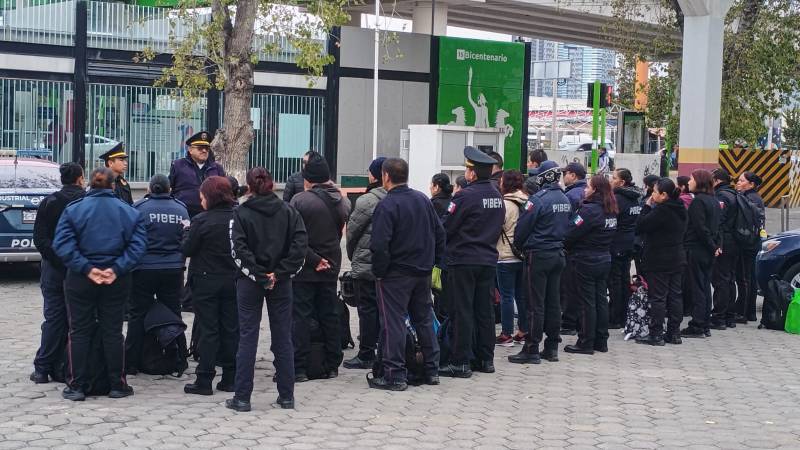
[302,154,331,184]
[368,157,387,181]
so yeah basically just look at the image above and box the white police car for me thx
[0,150,61,263]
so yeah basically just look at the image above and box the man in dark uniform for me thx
[710,168,739,329]
[169,131,226,218]
[30,162,86,384]
[99,143,133,205]
[439,147,506,378]
[510,160,571,364]
[368,158,445,390]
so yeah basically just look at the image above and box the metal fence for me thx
[86,83,207,183]
[244,93,326,183]
[0,77,74,163]
[0,0,75,46]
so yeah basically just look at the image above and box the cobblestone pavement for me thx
[2,264,800,450]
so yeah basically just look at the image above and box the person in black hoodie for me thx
[710,168,739,329]
[289,154,351,381]
[635,178,688,345]
[429,173,453,218]
[227,167,307,412]
[31,162,85,384]
[563,175,618,355]
[608,168,642,329]
[182,176,239,396]
[681,169,722,338]
[634,174,661,272]
[734,171,766,323]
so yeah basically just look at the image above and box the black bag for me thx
[372,322,425,386]
[733,193,760,247]
[339,299,355,350]
[339,272,358,307]
[759,277,794,330]
[141,302,189,376]
[624,275,650,340]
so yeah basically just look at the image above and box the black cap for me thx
[561,162,586,178]
[98,142,127,161]
[185,131,213,147]
[302,153,331,184]
[464,146,497,168]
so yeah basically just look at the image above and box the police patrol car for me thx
[0,149,61,262]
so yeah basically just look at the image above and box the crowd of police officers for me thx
[29,136,766,410]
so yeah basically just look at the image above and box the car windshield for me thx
[0,163,61,193]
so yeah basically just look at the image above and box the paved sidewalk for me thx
[1,266,800,450]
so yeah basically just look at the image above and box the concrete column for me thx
[676,0,733,175]
[412,1,448,35]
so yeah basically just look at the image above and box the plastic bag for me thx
[432,266,442,292]
[785,289,800,335]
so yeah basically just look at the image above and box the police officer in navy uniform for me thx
[99,143,133,205]
[125,174,190,375]
[169,131,226,218]
[510,160,571,364]
[439,147,506,378]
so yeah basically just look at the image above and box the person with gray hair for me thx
[125,174,190,376]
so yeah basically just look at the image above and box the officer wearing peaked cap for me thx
[99,143,133,205]
[439,146,505,379]
[169,131,226,218]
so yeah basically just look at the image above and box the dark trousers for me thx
[64,271,131,391]
[686,247,714,330]
[736,249,759,320]
[648,270,683,337]
[125,268,183,371]
[574,256,611,349]
[292,281,342,375]
[34,259,68,374]
[608,252,633,326]
[497,262,528,335]
[354,279,379,361]
[192,273,238,379]
[712,241,739,323]
[235,278,293,401]
[560,254,579,331]
[375,274,440,383]
[524,250,565,353]
[446,265,496,365]
[432,269,448,321]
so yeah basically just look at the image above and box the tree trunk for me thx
[210,0,257,183]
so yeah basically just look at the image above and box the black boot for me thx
[664,334,682,345]
[185,375,213,396]
[438,363,472,378]
[508,349,541,364]
[476,360,495,373]
[680,327,705,338]
[343,355,374,370]
[216,371,235,392]
[30,371,49,384]
[276,396,295,409]
[541,347,559,362]
[635,334,665,346]
[367,374,408,391]
[225,397,251,412]
[62,386,86,401]
[564,344,594,355]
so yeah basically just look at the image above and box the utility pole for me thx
[591,80,600,174]
[551,78,558,152]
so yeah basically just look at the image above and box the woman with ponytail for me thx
[226,167,308,412]
[430,173,454,219]
[635,178,688,345]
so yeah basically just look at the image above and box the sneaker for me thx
[343,355,374,370]
[512,333,526,344]
[366,374,408,391]
[495,333,514,347]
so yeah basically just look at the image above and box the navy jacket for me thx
[565,199,617,259]
[611,186,642,255]
[715,184,738,242]
[33,184,86,269]
[169,156,225,217]
[133,193,189,270]
[514,184,572,252]
[564,179,587,214]
[443,180,505,267]
[53,189,147,276]
[371,185,445,278]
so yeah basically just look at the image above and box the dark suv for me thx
[0,152,61,263]
[756,230,800,292]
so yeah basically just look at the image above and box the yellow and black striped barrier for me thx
[718,149,791,208]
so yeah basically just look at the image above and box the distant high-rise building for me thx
[528,39,616,100]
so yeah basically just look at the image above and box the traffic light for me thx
[587,82,612,108]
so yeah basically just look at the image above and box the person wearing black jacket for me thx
[634,174,661,272]
[282,151,313,203]
[735,171,766,323]
[289,154,350,381]
[563,175,617,355]
[182,176,239,396]
[227,167,307,412]
[439,147,505,378]
[430,173,453,218]
[681,170,722,338]
[125,175,190,376]
[635,178,688,346]
[608,169,642,328]
[559,162,587,335]
[368,158,445,390]
[30,162,85,384]
[710,169,739,329]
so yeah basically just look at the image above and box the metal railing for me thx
[0,0,75,46]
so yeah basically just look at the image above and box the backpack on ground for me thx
[141,302,189,376]
[784,289,800,335]
[759,277,794,331]
[624,275,650,340]
[733,193,760,247]
[338,297,355,350]
[372,314,428,385]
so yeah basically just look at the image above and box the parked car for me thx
[756,230,800,292]
[85,134,119,155]
[559,141,616,159]
[0,151,61,263]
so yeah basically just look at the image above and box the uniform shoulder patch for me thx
[573,214,584,226]
[719,201,726,209]
[525,200,535,211]
[447,201,457,214]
